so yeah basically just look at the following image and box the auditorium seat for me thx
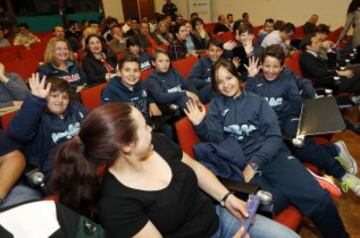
[172,56,198,79]
[80,83,107,110]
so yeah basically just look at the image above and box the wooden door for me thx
[121,0,139,21]
[138,0,154,20]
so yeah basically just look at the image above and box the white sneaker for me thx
[335,140,358,175]
[341,173,360,196]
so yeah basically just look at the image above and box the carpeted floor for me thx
[299,107,360,238]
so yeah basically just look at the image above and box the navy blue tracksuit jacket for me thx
[147,68,198,109]
[8,95,88,175]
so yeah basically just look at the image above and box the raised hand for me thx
[243,38,254,56]
[244,57,260,77]
[232,57,241,68]
[29,73,51,99]
[184,100,206,126]
[224,40,237,51]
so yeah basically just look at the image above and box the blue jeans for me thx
[210,205,300,238]
[0,184,42,209]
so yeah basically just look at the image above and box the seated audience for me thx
[0,26,10,47]
[0,63,29,108]
[8,75,88,178]
[214,15,229,34]
[53,25,79,53]
[256,18,274,46]
[124,18,139,37]
[126,37,152,71]
[137,21,155,49]
[303,14,318,35]
[101,54,173,139]
[185,58,349,238]
[102,16,119,42]
[245,45,360,196]
[230,23,259,75]
[261,22,295,56]
[50,102,300,238]
[107,24,126,54]
[189,39,223,103]
[150,20,172,46]
[65,20,82,40]
[13,23,40,48]
[147,48,199,110]
[37,38,87,93]
[83,34,117,85]
[226,13,234,32]
[0,131,42,209]
[300,33,360,93]
[191,17,211,51]
[184,20,197,55]
[169,23,195,60]
[242,12,251,25]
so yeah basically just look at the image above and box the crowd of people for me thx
[1,0,360,237]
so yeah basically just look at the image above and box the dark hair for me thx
[67,20,79,28]
[227,13,233,18]
[110,24,122,32]
[18,23,29,29]
[280,22,295,33]
[274,20,285,30]
[46,77,71,95]
[236,23,254,34]
[260,44,286,65]
[118,53,140,70]
[126,36,141,48]
[300,33,316,51]
[84,34,109,54]
[315,24,330,34]
[191,17,204,28]
[348,0,360,13]
[242,12,249,18]
[190,12,199,18]
[218,15,224,21]
[50,103,138,218]
[174,22,186,34]
[211,58,242,93]
[208,38,224,49]
[264,18,274,25]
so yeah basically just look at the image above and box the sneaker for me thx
[307,168,342,198]
[334,140,358,175]
[341,173,360,196]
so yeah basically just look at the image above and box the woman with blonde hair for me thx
[37,37,88,93]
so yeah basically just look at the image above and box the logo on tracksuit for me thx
[224,124,257,140]
[264,97,283,107]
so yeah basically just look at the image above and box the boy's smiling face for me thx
[261,55,284,81]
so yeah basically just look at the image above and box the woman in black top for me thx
[82,34,117,85]
[50,103,299,238]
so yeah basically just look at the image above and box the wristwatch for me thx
[220,191,234,207]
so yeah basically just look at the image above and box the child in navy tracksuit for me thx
[245,45,360,196]
[184,58,348,238]
[147,48,200,110]
[101,54,174,140]
[8,76,88,177]
[126,36,152,71]
[189,39,224,104]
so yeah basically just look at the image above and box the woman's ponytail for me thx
[50,137,100,219]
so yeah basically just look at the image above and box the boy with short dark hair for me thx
[245,44,360,197]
